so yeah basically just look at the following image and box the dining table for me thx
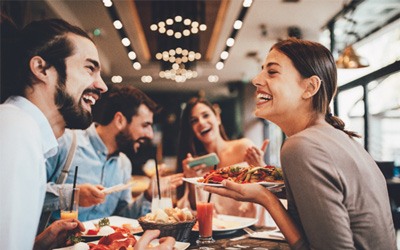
[185,226,290,250]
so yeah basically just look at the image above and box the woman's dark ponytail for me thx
[325,109,361,138]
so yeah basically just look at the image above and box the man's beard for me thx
[55,83,93,130]
[116,127,151,155]
[116,128,135,154]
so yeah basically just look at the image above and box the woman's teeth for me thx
[257,93,272,101]
[200,128,211,135]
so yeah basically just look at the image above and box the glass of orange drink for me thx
[59,186,79,220]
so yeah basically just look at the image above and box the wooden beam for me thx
[205,0,230,61]
[128,0,151,61]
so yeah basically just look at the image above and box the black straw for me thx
[70,166,78,212]
[207,164,218,203]
[154,154,161,200]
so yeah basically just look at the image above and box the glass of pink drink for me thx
[195,186,215,245]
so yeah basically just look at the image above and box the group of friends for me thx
[0,15,397,250]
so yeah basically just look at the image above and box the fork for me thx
[243,227,255,235]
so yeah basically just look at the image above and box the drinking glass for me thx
[151,177,173,212]
[59,186,79,219]
[195,186,215,245]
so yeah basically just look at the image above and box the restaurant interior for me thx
[1,0,400,248]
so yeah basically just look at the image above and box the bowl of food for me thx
[138,207,196,242]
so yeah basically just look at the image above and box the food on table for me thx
[198,165,283,184]
[87,231,137,250]
[84,217,140,236]
[97,226,115,236]
[71,242,90,250]
[143,207,194,223]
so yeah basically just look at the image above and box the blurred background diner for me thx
[1,0,399,247]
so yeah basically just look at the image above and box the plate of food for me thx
[81,216,143,239]
[192,214,258,234]
[183,164,284,190]
[53,233,190,250]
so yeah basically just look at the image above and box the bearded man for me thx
[44,84,183,223]
[0,18,107,249]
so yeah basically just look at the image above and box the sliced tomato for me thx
[86,229,99,235]
[211,176,226,183]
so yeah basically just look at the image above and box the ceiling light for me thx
[113,20,123,29]
[102,0,112,7]
[159,27,166,33]
[216,62,224,70]
[150,24,158,31]
[220,51,229,60]
[243,0,253,7]
[208,75,219,83]
[175,32,182,39]
[128,51,136,60]
[166,18,174,25]
[195,53,201,60]
[111,75,122,83]
[233,20,243,30]
[166,29,174,36]
[133,62,141,70]
[226,38,235,47]
[155,53,162,60]
[158,21,165,27]
[121,38,131,46]
[199,24,207,31]
[191,27,199,34]
[184,19,191,25]
[141,75,152,83]
[175,16,182,22]
[191,21,199,28]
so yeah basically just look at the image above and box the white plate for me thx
[53,236,190,250]
[82,216,142,237]
[192,214,257,233]
[183,177,284,189]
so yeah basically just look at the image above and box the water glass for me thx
[151,177,173,212]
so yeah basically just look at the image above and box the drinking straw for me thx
[154,154,161,200]
[70,166,78,212]
[207,164,218,203]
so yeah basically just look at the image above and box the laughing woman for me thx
[204,38,396,249]
[176,97,273,226]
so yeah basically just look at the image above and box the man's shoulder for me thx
[0,103,39,133]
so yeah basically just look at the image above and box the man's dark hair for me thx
[1,18,92,101]
[93,84,160,125]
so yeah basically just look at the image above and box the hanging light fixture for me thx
[336,45,369,69]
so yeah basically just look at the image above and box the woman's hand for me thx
[182,153,207,178]
[204,180,267,204]
[245,139,269,167]
[134,230,175,250]
[34,219,85,250]
[145,173,184,199]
